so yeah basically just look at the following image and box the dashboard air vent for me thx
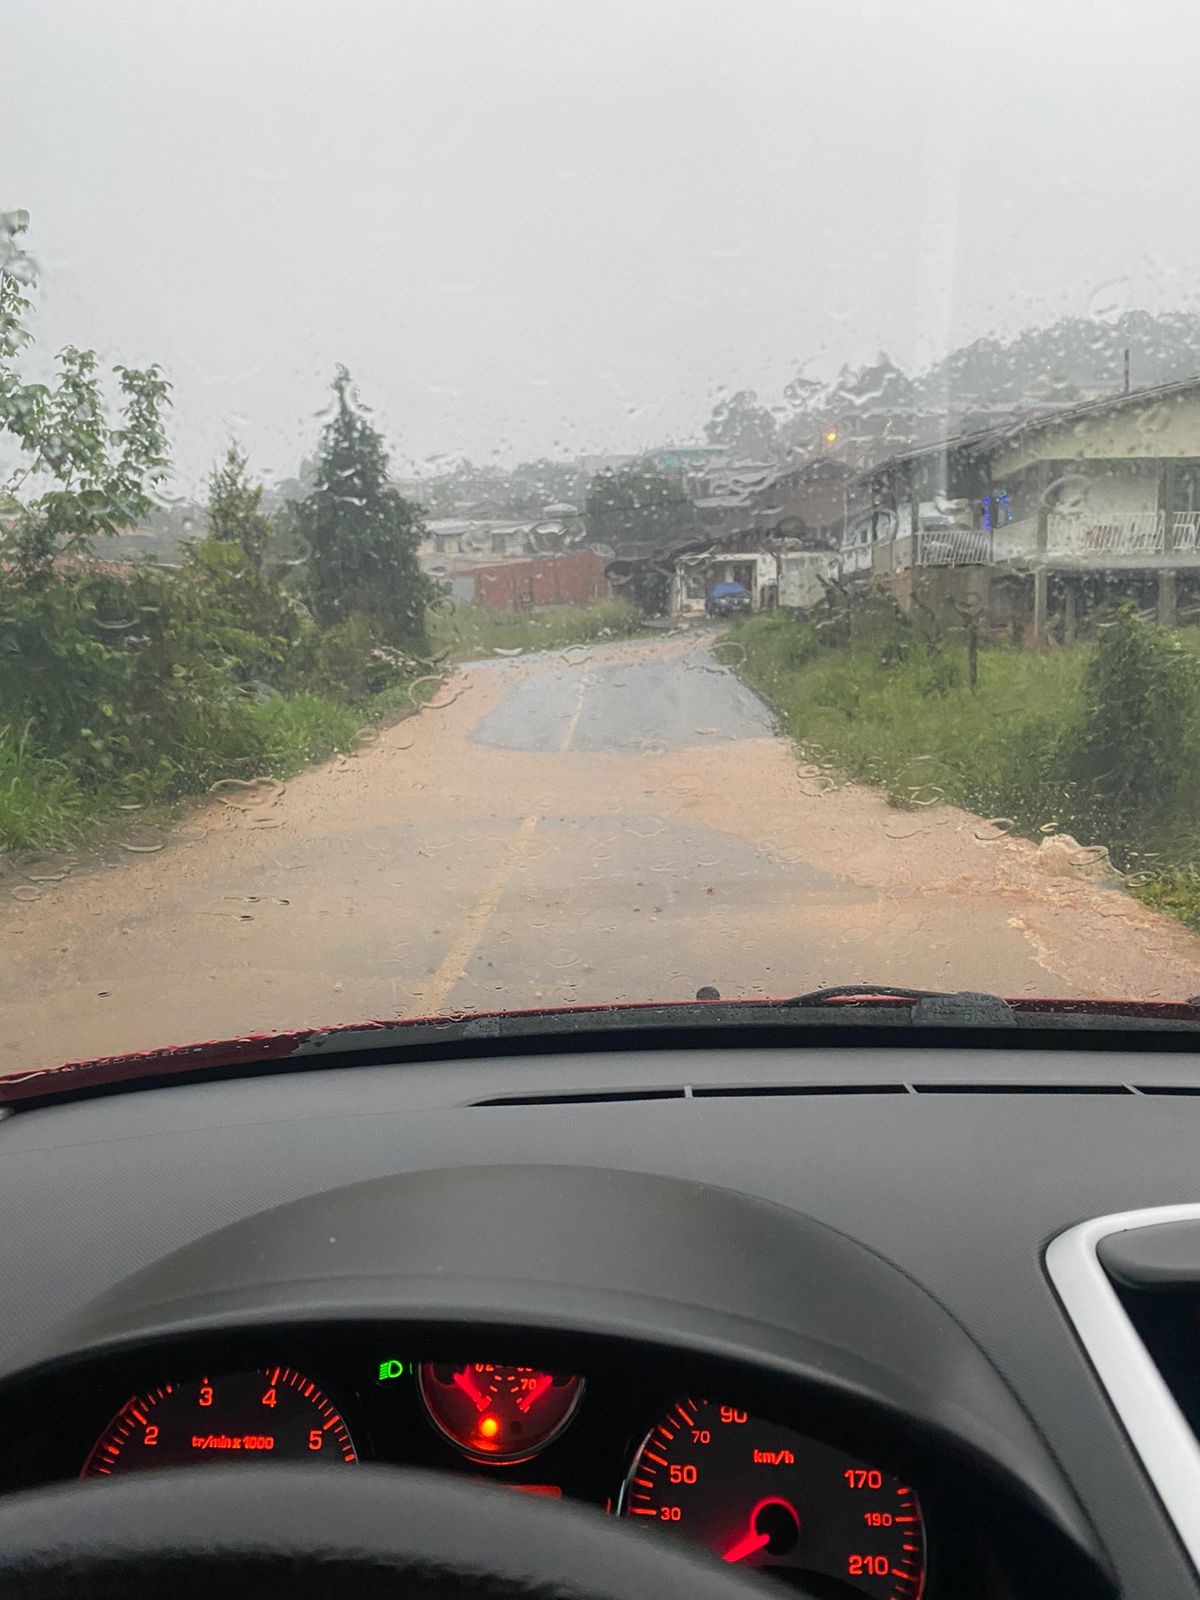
[911,1082,1136,1096]
[690,1083,908,1098]
[474,1081,1200,1108]
[474,1088,686,1108]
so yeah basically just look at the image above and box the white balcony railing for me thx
[915,528,993,566]
[1048,510,1164,555]
[840,527,992,573]
[842,510,1200,575]
[1045,510,1200,558]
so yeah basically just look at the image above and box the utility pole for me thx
[1124,348,1131,395]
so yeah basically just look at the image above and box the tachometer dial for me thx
[418,1363,583,1463]
[82,1368,357,1476]
[621,1398,925,1599]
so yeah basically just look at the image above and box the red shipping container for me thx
[471,550,608,611]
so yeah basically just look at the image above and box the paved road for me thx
[471,650,774,753]
[2,633,1200,1072]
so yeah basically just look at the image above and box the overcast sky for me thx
[7,0,1200,494]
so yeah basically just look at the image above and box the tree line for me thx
[0,212,435,839]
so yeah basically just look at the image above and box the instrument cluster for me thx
[68,1354,926,1599]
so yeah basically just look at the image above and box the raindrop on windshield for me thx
[210,776,285,810]
[18,853,77,883]
[974,818,1017,842]
[117,831,168,853]
[883,819,929,841]
[1086,276,1133,323]
[421,686,465,711]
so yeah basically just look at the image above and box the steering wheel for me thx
[0,1464,823,1600]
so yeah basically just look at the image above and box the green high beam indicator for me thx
[377,1359,409,1382]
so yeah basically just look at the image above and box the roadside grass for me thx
[1137,867,1200,932]
[0,729,88,853]
[736,611,1086,831]
[0,594,642,864]
[358,673,444,721]
[0,676,444,867]
[249,693,361,779]
[429,597,646,661]
[735,610,1200,934]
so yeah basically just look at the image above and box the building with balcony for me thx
[844,378,1200,639]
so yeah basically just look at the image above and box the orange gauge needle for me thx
[517,1373,554,1412]
[452,1367,490,1412]
[723,1530,771,1564]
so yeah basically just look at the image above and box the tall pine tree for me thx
[298,368,430,647]
[207,441,273,571]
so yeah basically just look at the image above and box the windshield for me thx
[4,0,1200,1075]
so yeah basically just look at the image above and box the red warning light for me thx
[478,1414,501,1440]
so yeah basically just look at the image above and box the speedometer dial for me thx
[621,1399,925,1599]
[82,1368,357,1476]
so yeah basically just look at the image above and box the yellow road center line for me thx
[559,669,588,752]
[416,669,589,1016]
[418,812,540,1016]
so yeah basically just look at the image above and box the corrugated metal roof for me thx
[986,374,1200,449]
[852,375,1200,484]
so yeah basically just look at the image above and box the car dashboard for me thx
[4,1039,1200,1599]
[5,1334,943,1600]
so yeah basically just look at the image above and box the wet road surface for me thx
[2,633,1200,1072]
[471,650,774,753]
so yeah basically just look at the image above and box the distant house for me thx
[744,459,849,548]
[673,535,776,617]
[672,463,772,543]
[692,493,755,536]
[846,378,1200,638]
[644,445,727,477]
[670,528,835,619]
[778,549,838,611]
[425,519,535,560]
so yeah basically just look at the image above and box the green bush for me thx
[1064,605,1200,860]
[287,613,410,701]
[176,535,304,682]
[0,547,429,854]
[0,550,297,789]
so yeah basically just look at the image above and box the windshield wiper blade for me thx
[780,984,946,1007]
[779,985,1017,1027]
